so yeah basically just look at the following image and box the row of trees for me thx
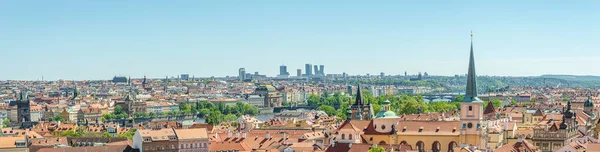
[309,89,461,120]
[59,128,137,139]
[202,102,259,125]
[311,90,515,121]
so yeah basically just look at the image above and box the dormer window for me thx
[469,106,473,111]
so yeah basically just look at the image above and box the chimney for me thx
[266,132,271,139]
[227,130,232,138]
[517,135,523,143]
[236,132,240,138]
[242,132,247,138]
[504,120,508,131]
[331,142,335,147]
[349,143,352,148]
[283,132,287,140]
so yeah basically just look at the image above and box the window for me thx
[416,141,425,152]
[477,123,481,129]
[462,123,466,129]
[342,134,345,139]
[349,134,353,140]
[467,123,473,128]
[469,106,473,111]
[382,125,386,130]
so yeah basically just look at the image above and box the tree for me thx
[179,103,192,113]
[335,109,347,120]
[51,115,65,122]
[427,101,458,112]
[307,94,321,106]
[223,114,238,122]
[117,128,137,139]
[61,130,81,137]
[134,112,148,118]
[372,104,382,115]
[397,96,428,114]
[198,109,211,117]
[511,99,517,105]
[101,132,112,137]
[489,99,503,108]
[452,95,464,102]
[317,105,336,117]
[113,105,125,115]
[206,110,223,125]
[3,119,10,128]
[369,146,385,152]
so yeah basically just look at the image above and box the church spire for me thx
[355,84,364,105]
[463,31,482,103]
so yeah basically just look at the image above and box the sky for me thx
[1,0,599,80]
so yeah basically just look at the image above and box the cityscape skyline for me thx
[2,1,600,80]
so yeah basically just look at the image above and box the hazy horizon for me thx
[2,1,599,80]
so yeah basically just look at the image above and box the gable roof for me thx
[533,109,544,116]
[484,101,496,115]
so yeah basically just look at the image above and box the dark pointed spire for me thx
[462,31,482,103]
[417,106,421,115]
[564,101,574,118]
[142,75,147,88]
[354,84,364,105]
[72,86,78,100]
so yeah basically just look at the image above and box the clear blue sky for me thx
[1,1,599,80]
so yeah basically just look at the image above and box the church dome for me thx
[376,110,399,118]
[584,96,594,107]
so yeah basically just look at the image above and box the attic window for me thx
[436,127,440,132]
[418,127,424,132]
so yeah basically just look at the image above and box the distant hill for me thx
[539,75,600,82]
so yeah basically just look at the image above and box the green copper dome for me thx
[376,110,398,118]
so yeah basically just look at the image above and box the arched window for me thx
[349,134,353,140]
[432,141,441,152]
[379,141,387,145]
[341,134,345,139]
[400,141,408,145]
[448,141,458,152]
[417,141,425,152]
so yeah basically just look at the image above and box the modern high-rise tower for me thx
[305,64,313,76]
[313,65,319,76]
[279,65,289,76]
[319,65,325,75]
[297,69,302,77]
[238,68,246,81]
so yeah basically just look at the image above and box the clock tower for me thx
[459,32,487,149]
